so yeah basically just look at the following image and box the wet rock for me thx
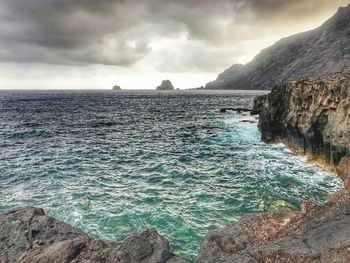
[240,120,255,123]
[0,207,184,263]
[220,108,252,113]
[195,191,350,263]
[253,73,350,166]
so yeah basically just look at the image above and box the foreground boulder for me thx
[252,73,350,166]
[196,191,350,263]
[0,207,187,263]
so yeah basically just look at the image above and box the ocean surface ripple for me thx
[0,90,342,258]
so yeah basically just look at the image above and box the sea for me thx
[0,90,342,258]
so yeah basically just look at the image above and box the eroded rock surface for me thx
[337,157,350,190]
[252,73,350,166]
[0,207,182,263]
[196,191,350,263]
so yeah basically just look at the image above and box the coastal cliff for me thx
[199,73,350,262]
[204,4,350,90]
[197,71,350,261]
[252,73,350,170]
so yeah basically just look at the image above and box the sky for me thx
[0,0,348,90]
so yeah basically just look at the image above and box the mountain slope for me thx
[205,4,350,90]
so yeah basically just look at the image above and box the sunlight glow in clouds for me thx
[0,0,348,89]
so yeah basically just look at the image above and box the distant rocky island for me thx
[204,4,350,90]
[113,85,121,91]
[156,80,174,90]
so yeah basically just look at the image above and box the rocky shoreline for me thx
[1,190,349,263]
[1,73,349,262]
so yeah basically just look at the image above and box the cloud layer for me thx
[0,0,348,89]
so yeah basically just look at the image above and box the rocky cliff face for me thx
[253,73,350,167]
[205,4,350,90]
[194,73,350,263]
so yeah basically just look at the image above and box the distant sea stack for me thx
[113,85,121,91]
[156,80,174,90]
[252,73,350,169]
[204,4,350,90]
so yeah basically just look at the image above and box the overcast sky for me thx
[0,0,348,90]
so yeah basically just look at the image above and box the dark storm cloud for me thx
[0,0,348,68]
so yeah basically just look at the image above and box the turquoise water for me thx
[0,90,342,258]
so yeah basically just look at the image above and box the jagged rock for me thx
[252,73,350,166]
[0,207,182,263]
[195,191,350,263]
[250,95,268,115]
[156,80,174,91]
[204,4,350,90]
[119,229,170,263]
